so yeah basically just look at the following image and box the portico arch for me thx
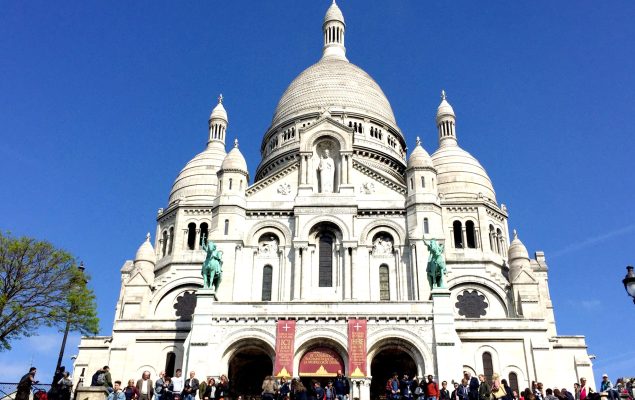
[223,338,275,397]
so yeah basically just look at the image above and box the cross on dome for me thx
[218,93,224,104]
[513,229,518,240]
[441,90,446,100]
[146,232,151,242]
[234,138,239,148]
[416,136,421,146]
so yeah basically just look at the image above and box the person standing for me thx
[425,375,440,400]
[334,371,349,400]
[279,377,290,400]
[136,371,154,400]
[172,370,184,400]
[579,378,593,400]
[466,373,479,400]
[402,375,414,400]
[17,367,38,400]
[216,375,229,400]
[108,381,126,400]
[183,372,199,400]
[203,378,217,400]
[262,376,279,400]
[155,372,166,400]
[440,381,450,400]
[477,375,490,400]
[124,379,140,400]
[57,372,73,400]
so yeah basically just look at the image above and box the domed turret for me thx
[406,137,438,202]
[135,233,156,264]
[508,230,531,280]
[209,94,228,145]
[407,137,434,169]
[218,139,249,196]
[431,91,497,202]
[168,96,229,205]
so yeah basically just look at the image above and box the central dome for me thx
[271,58,398,129]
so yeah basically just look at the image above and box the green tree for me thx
[0,231,99,351]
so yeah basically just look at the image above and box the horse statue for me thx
[423,236,447,289]
[201,236,223,292]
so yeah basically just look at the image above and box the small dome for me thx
[220,140,248,173]
[431,144,497,202]
[324,1,345,25]
[168,143,226,205]
[210,94,228,122]
[135,233,156,264]
[508,230,529,261]
[407,137,434,169]
[436,90,455,120]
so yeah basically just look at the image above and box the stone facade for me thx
[73,2,594,398]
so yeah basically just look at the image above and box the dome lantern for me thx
[322,0,347,61]
[436,90,457,147]
[209,94,228,146]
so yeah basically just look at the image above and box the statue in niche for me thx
[423,236,447,289]
[317,149,335,193]
[372,236,393,255]
[259,236,279,255]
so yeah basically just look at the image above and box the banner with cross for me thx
[347,319,367,377]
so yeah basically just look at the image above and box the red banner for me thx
[348,319,367,377]
[299,347,344,377]
[274,319,296,378]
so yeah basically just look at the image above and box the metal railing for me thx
[0,383,52,400]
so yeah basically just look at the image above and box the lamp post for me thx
[623,266,635,304]
[55,262,85,373]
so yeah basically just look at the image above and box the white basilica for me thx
[74,2,594,399]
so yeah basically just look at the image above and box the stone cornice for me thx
[248,162,299,196]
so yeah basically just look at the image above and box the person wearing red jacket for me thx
[426,376,440,400]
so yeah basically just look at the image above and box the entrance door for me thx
[228,348,273,397]
[370,348,417,400]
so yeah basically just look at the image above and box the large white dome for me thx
[271,58,398,129]
[431,144,497,202]
[168,144,226,205]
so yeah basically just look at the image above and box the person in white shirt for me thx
[172,370,184,399]
[136,371,154,400]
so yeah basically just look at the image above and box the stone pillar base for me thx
[74,386,108,400]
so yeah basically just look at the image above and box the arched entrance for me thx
[298,345,346,392]
[370,348,417,400]
[227,340,274,398]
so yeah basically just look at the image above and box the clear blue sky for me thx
[1,0,634,388]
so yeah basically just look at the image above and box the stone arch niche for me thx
[313,138,341,193]
[226,338,275,397]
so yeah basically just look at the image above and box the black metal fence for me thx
[0,383,52,400]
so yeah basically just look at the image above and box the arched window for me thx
[199,223,209,246]
[379,264,390,301]
[410,178,414,190]
[466,221,477,248]
[187,223,196,250]
[162,230,168,256]
[262,265,273,301]
[489,225,495,251]
[229,178,233,190]
[482,352,493,383]
[508,372,519,395]
[319,234,333,287]
[421,176,425,188]
[224,219,229,236]
[239,180,243,190]
[453,221,463,248]
[496,228,503,254]
[165,352,176,377]
[168,227,174,255]
[424,218,429,234]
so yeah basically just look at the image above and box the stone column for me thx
[183,229,189,250]
[300,246,310,299]
[195,229,201,250]
[293,247,301,300]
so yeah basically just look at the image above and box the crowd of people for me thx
[17,366,635,400]
[381,371,635,400]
